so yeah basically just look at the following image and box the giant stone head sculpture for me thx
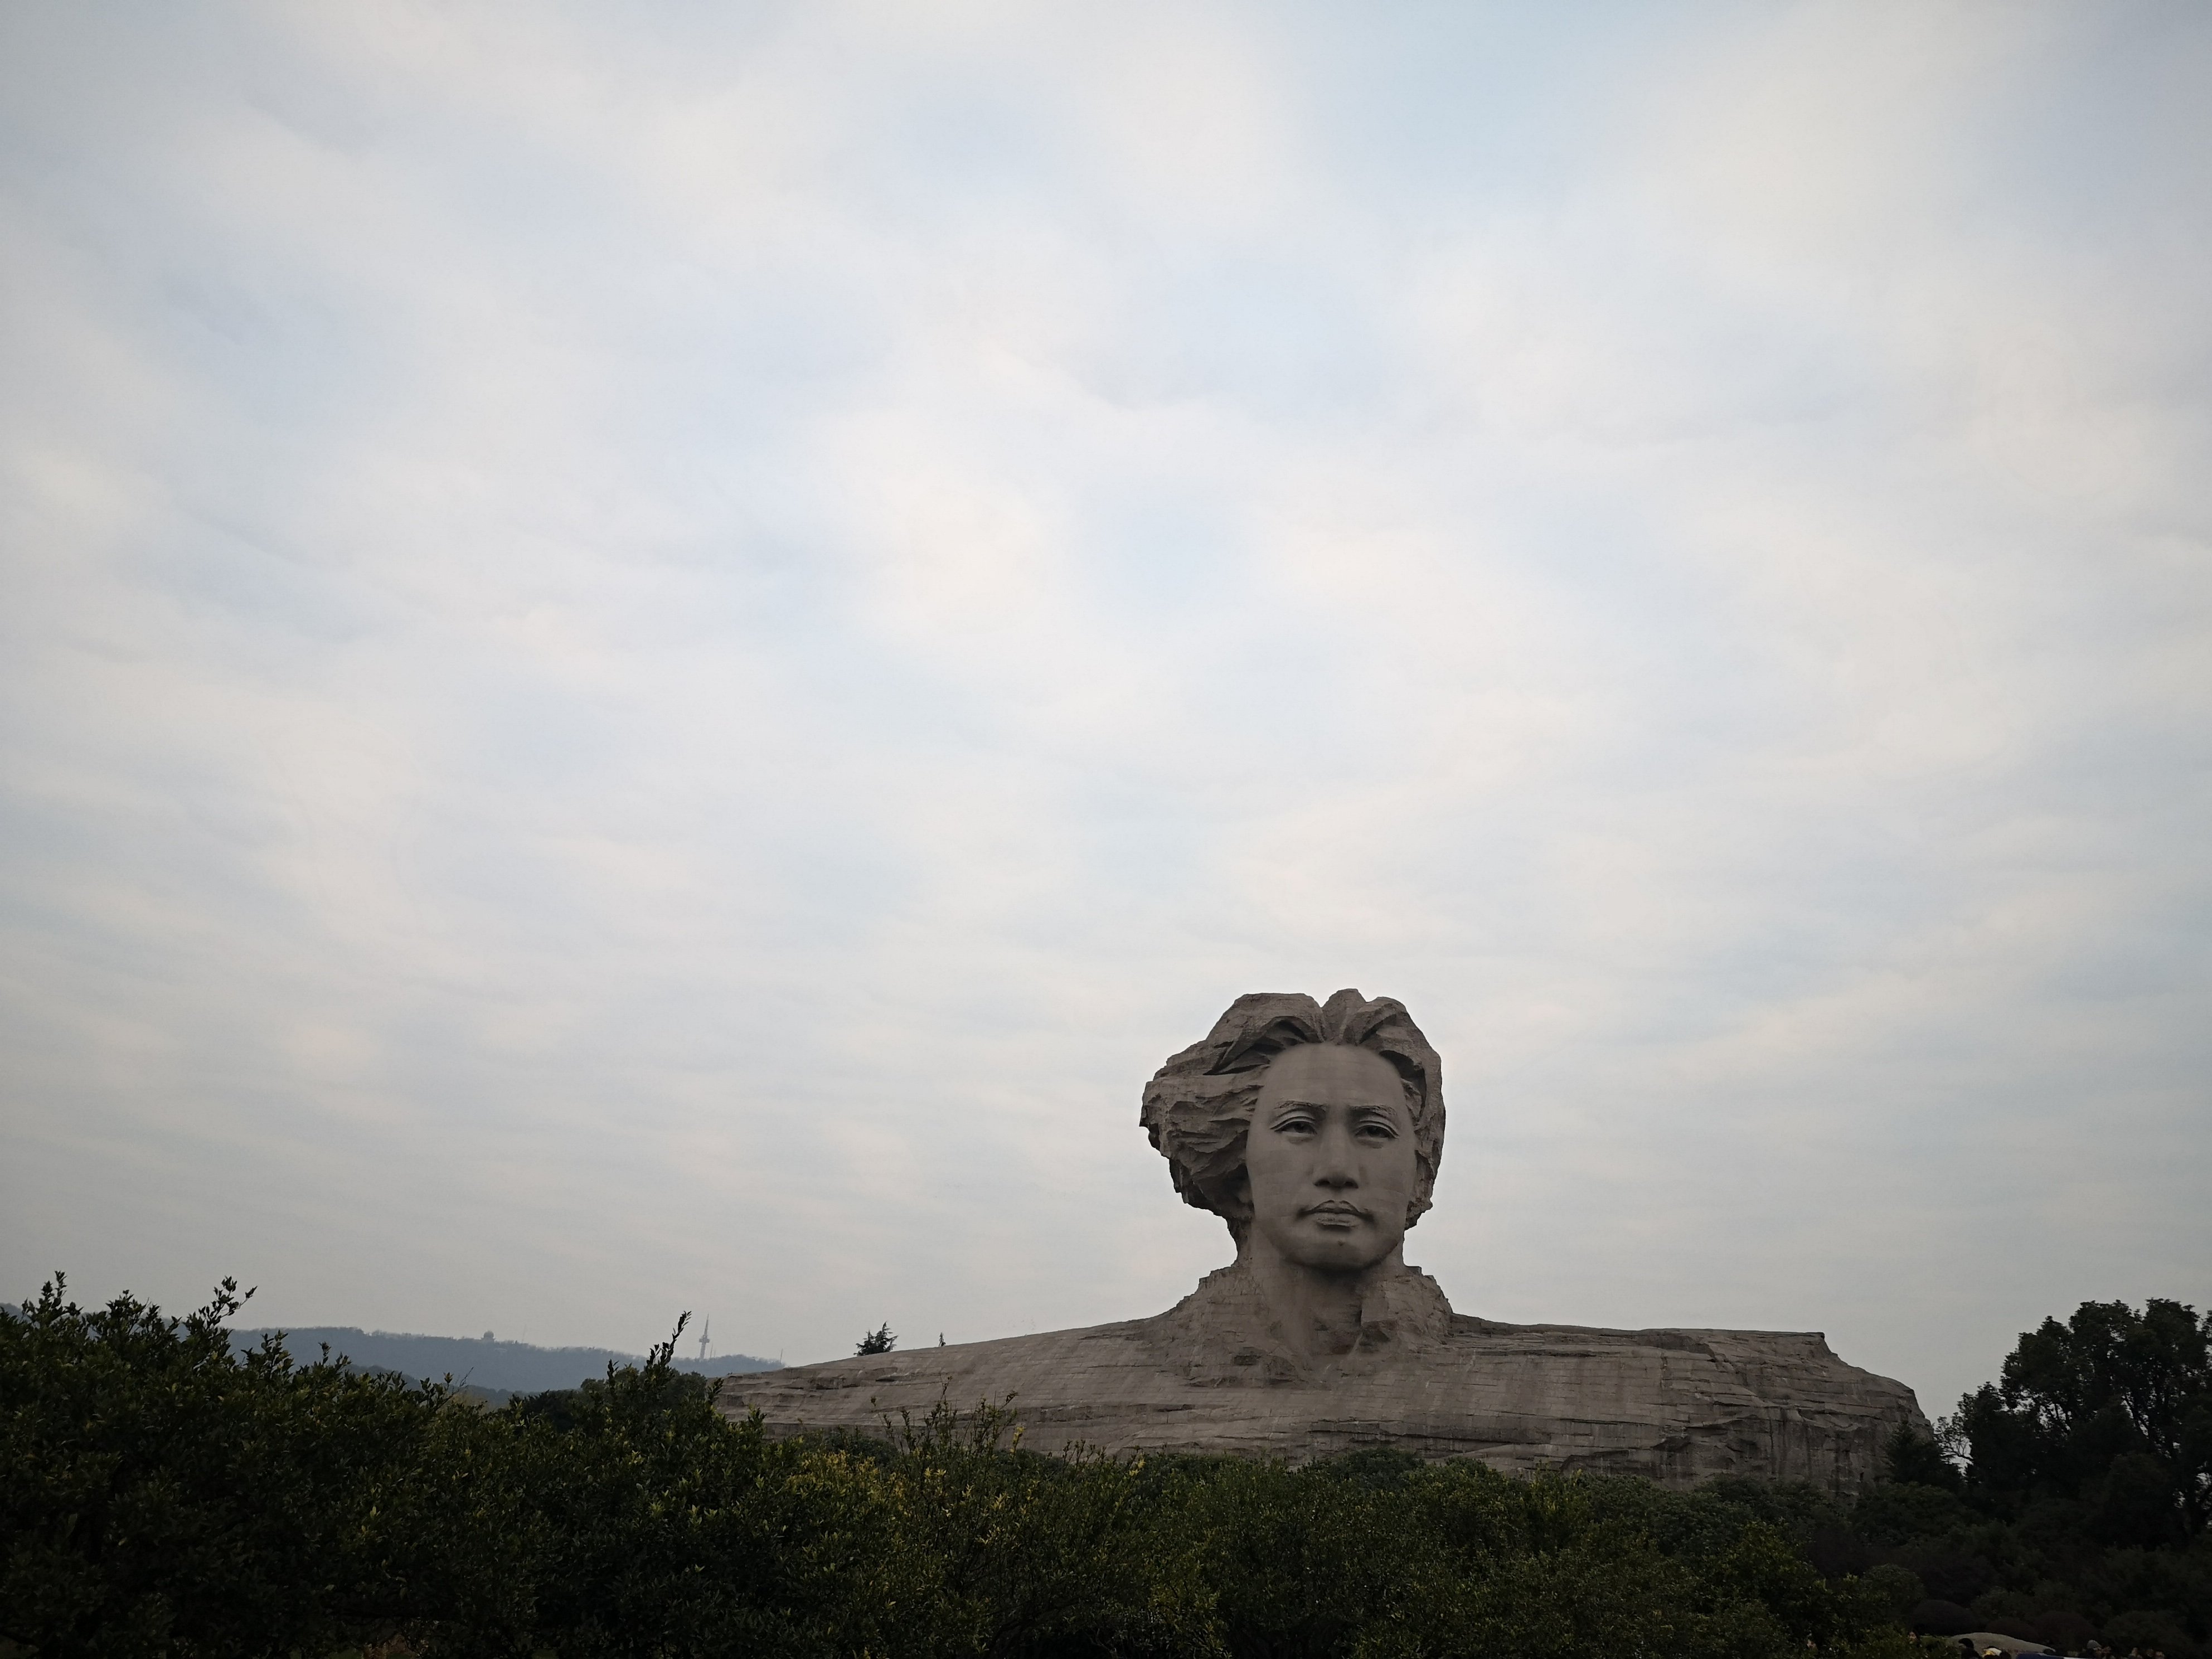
[1139,989,1445,1251]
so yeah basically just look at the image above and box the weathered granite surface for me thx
[721,989,1926,1491]
[719,1263,1927,1491]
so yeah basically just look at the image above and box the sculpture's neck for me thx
[1234,1240,1410,1361]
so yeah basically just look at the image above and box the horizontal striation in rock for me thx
[717,1303,1924,1492]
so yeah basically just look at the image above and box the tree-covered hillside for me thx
[226,1324,779,1395]
[4,1276,2206,1658]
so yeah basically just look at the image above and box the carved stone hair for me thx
[1140,989,1445,1244]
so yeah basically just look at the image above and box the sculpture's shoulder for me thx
[718,1318,1167,1429]
[715,1289,1926,1494]
[1442,1314,1842,1355]
[1444,1312,1831,1355]
[1436,1314,1927,1426]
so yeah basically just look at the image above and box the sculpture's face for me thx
[1239,1042,1421,1274]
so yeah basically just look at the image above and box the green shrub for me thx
[10,1275,2206,1658]
[0,1275,495,1657]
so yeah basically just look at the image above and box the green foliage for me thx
[1708,1304,2212,1658]
[1884,1298,2212,1655]
[1886,1423,1964,1493]
[1858,1563,1927,1626]
[1946,1298,2212,1541]
[10,1275,2210,1658]
[0,1274,513,1657]
[855,1323,895,1357]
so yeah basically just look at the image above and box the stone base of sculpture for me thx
[719,1263,1925,1491]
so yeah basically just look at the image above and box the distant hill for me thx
[228,1327,781,1396]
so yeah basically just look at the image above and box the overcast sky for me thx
[3,2,2208,1417]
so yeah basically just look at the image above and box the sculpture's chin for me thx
[1256,1225,1403,1275]
[1308,1248,1394,1274]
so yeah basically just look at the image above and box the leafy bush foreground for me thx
[1,1277,2201,1658]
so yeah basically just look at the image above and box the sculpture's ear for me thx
[1206,1165,1254,1248]
[1217,1166,1254,1223]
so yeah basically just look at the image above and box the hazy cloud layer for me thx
[3,1,2208,1414]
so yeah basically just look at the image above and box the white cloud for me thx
[2,1,2207,1415]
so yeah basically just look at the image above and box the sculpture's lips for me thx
[1301,1200,1370,1220]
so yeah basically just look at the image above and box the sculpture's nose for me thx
[1314,1124,1359,1187]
